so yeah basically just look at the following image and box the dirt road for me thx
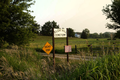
[40,53,98,61]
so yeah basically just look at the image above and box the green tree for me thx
[89,33,99,38]
[41,21,59,36]
[81,30,87,39]
[115,30,120,38]
[0,0,37,47]
[103,32,110,38]
[102,0,120,30]
[81,28,90,39]
[93,33,99,38]
[68,28,75,37]
[32,22,40,34]
[99,33,103,38]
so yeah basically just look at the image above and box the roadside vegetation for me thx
[0,35,120,79]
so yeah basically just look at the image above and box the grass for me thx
[28,36,120,56]
[0,47,120,80]
[0,35,120,79]
[58,53,120,80]
[0,48,42,79]
[0,47,81,79]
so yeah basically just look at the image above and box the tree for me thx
[89,33,99,38]
[103,32,110,38]
[93,33,99,38]
[0,0,37,47]
[41,21,59,36]
[102,0,120,30]
[32,22,40,34]
[81,28,90,39]
[115,30,120,38]
[99,33,103,38]
[68,28,75,37]
[81,30,87,39]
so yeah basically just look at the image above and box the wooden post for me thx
[75,45,77,53]
[52,28,55,69]
[66,28,69,63]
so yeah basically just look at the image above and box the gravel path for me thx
[39,53,99,61]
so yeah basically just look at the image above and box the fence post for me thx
[90,44,92,53]
[64,46,65,52]
[75,45,77,53]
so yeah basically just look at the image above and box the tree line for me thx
[41,0,120,39]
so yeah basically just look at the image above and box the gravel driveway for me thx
[40,53,98,61]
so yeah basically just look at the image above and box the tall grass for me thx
[0,46,120,79]
[0,46,80,79]
[55,52,120,80]
[0,47,42,79]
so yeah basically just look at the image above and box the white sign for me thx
[65,45,72,53]
[54,28,67,38]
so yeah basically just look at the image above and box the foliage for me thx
[102,0,120,30]
[0,48,79,79]
[115,30,120,38]
[89,33,99,38]
[32,22,40,34]
[0,0,37,47]
[81,28,90,39]
[41,21,59,36]
[59,53,120,80]
[81,30,87,39]
[0,48,42,79]
[89,32,112,38]
[68,28,75,37]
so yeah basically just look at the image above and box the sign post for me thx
[52,28,71,68]
[52,28,55,69]
[42,28,71,69]
[66,28,69,63]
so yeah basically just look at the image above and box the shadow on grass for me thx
[35,45,120,56]
[35,48,78,54]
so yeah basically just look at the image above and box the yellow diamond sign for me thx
[42,42,53,55]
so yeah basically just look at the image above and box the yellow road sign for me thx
[42,42,53,55]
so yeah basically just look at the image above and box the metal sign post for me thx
[52,28,55,69]
[66,28,69,63]
[52,28,70,68]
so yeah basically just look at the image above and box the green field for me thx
[28,36,120,56]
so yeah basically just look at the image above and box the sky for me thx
[29,0,116,33]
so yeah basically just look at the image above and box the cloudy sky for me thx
[29,0,116,33]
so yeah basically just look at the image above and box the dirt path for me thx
[40,53,98,61]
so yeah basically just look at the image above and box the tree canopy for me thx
[41,21,59,36]
[81,28,90,39]
[68,28,75,37]
[32,22,40,34]
[115,30,120,38]
[81,31,87,39]
[102,0,120,30]
[0,0,37,47]
[89,32,111,38]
